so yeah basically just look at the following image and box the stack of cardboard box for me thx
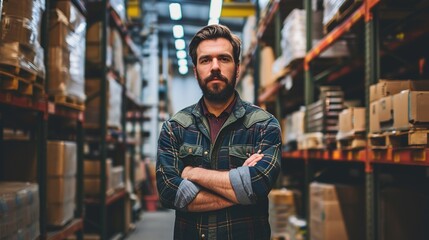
[268,189,296,238]
[369,80,429,134]
[310,182,364,240]
[48,1,87,103]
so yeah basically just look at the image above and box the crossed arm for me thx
[182,151,263,212]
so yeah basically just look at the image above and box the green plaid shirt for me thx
[157,93,281,240]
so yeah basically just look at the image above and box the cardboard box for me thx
[378,96,393,131]
[47,176,76,203]
[84,159,112,177]
[259,46,275,88]
[47,141,77,177]
[84,77,122,129]
[393,90,429,130]
[369,101,381,133]
[2,0,45,20]
[337,107,366,139]
[310,183,365,240]
[46,201,75,227]
[54,0,86,32]
[370,80,429,102]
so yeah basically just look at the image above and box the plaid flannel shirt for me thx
[156,94,281,240]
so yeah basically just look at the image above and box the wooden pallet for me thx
[0,63,38,82]
[369,129,429,148]
[388,130,429,147]
[323,0,363,33]
[0,70,34,95]
[336,132,366,150]
[50,95,85,111]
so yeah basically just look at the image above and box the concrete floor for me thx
[125,209,175,240]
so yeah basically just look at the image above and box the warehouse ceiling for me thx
[140,0,253,69]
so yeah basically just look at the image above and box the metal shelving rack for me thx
[0,0,86,238]
[248,0,429,239]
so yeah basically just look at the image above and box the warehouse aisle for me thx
[126,209,175,240]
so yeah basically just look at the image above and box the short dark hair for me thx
[189,24,241,66]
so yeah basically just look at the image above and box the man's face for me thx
[194,38,239,103]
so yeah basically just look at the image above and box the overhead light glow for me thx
[173,25,184,38]
[169,3,182,20]
[176,50,186,59]
[209,0,222,19]
[208,18,219,25]
[178,59,187,66]
[179,65,188,75]
[175,39,186,50]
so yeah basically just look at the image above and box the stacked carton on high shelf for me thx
[369,80,429,148]
[0,0,45,96]
[48,1,87,109]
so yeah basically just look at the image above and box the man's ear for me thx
[193,67,197,79]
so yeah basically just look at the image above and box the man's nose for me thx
[211,58,220,71]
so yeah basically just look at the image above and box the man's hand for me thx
[242,150,264,167]
[182,166,194,179]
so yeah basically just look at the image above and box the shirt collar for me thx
[200,93,237,118]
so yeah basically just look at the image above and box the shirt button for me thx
[201,234,205,239]
[204,151,208,155]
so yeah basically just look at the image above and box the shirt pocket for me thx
[179,143,204,167]
[229,145,255,168]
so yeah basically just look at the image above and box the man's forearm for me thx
[183,167,239,203]
[187,189,235,212]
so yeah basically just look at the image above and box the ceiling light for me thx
[178,59,187,66]
[208,0,222,24]
[179,65,188,75]
[169,3,182,20]
[176,50,186,59]
[175,39,186,50]
[208,18,219,25]
[173,25,184,38]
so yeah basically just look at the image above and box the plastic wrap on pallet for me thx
[0,182,40,240]
[86,22,113,67]
[110,0,127,22]
[112,28,125,80]
[0,0,45,78]
[126,61,142,100]
[48,7,87,102]
[323,0,346,25]
[85,76,123,129]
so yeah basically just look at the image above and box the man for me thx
[156,24,281,240]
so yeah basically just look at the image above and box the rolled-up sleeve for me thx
[174,179,201,210]
[229,118,282,204]
[229,166,256,204]
[156,121,186,209]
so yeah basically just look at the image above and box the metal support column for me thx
[304,0,313,239]
[100,0,109,238]
[76,119,84,240]
[253,0,260,105]
[274,10,283,120]
[365,4,380,240]
[304,0,314,111]
[37,113,48,239]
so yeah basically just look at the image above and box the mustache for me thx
[204,71,228,83]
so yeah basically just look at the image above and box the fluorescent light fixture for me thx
[209,0,222,19]
[169,3,182,20]
[178,59,187,66]
[179,65,188,75]
[175,39,186,50]
[208,18,219,25]
[176,50,187,59]
[173,25,184,38]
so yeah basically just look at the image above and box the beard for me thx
[197,69,237,104]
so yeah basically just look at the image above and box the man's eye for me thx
[200,59,209,64]
[220,57,231,62]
